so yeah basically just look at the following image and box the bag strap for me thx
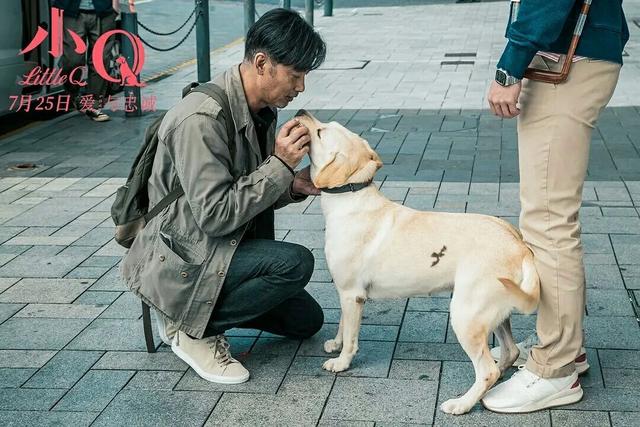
[144,83,236,223]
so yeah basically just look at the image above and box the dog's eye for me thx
[317,129,322,138]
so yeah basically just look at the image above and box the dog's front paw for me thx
[324,339,342,353]
[322,357,350,373]
[440,398,473,415]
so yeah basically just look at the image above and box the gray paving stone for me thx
[307,282,340,308]
[0,278,93,303]
[621,264,640,289]
[568,386,640,412]
[587,289,635,316]
[66,266,111,279]
[176,352,292,393]
[599,349,640,369]
[580,348,604,389]
[0,387,66,410]
[207,388,325,426]
[250,337,300,357]
[0,278,20,294]
[0,411,98,427]
[611,412,640,427]
[0,368,37,388]
[89,266,127,291]
[0,350,56,368]
[98,291,140,319]
[0,318,91,350]
[586,264,626,289]
[394,342,468,362]
[603,368,640,389]
[611,235,640,264]
[66,318,153,351]
[318,420,375,427]
[388,360,441,381]
[551,410,611,427]
[53,369,134,412]
[125,370,184,390]
[4,198,100,227]
[407,297,451,312]
[324,377,437,424]
[0,303,23,324]
[584,316,640,349]
[74,290,121,306]
[93,351,187,371]
[399,311,448,343]
[23,350,103,389]
[94,390,220,427]
[361,299,407,325]
[14,303,106,319]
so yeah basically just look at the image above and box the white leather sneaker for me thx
[490,334,589,375]
[482,366,583,413]
[171,331,250,384]
[154,310,177,346]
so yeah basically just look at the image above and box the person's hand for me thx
[292,166,320,196]
[275,119,311,169]
[488,80,522,119]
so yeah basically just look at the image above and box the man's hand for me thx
[292,165,320,196]
[488,80,522,119]
[275,119,311,169]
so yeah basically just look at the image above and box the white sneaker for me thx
[171,331,250,384]
[482,366,583,413]
[490,334,590,375]
[154,310,176,346]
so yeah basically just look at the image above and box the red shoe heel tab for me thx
[571,379,580,389]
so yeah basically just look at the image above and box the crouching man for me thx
[121,9,327,384]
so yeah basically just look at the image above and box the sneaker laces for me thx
[514,364,541,388]
[207,335,233,366]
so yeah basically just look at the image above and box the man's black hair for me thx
[245,8,326,72]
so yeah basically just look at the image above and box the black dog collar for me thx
[320,181,372,194]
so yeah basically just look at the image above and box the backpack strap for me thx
[144,83,237,224]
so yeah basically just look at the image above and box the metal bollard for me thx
[324,0,333,17]
[120,11,142,117]
[245,0,255,34]
[305,0,313,26]
[195,0,211,83]
[281,0,291,9]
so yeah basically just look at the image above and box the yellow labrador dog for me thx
[295,110,540,415]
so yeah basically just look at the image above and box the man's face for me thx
[259,60,307,108]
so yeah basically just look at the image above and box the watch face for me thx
[496,70,507,85]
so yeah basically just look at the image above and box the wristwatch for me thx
[495,68,521,86]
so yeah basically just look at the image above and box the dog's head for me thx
[295,109,383,189]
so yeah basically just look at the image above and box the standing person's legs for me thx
[87,11,117,108]
[61,14,88,104]
[205,239,323,339]
[483,57,621,413]
[518,57,621,379]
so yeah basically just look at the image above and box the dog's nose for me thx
[295,109,308,118]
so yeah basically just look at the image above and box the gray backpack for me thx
[111,82,235,248]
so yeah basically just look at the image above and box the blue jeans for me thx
[204,239,323,339]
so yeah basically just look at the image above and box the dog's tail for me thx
[498,251,540,314]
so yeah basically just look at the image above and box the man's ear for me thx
[254,52,267,75]
[313,152,352,189]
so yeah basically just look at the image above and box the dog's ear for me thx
[313,152,352,189]
[368,148,383,171]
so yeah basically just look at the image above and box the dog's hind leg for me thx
[440,293,501,415]
[323,290,365,373]
[494,317,520,375]
[324,315,343,353]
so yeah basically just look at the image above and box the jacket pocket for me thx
[139,232,204,320]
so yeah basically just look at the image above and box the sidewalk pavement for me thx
[0,2,639,426]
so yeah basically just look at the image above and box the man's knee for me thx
[281,243,315,286]
[288,298,324,339]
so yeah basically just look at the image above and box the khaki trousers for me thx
[518,56,621,378]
